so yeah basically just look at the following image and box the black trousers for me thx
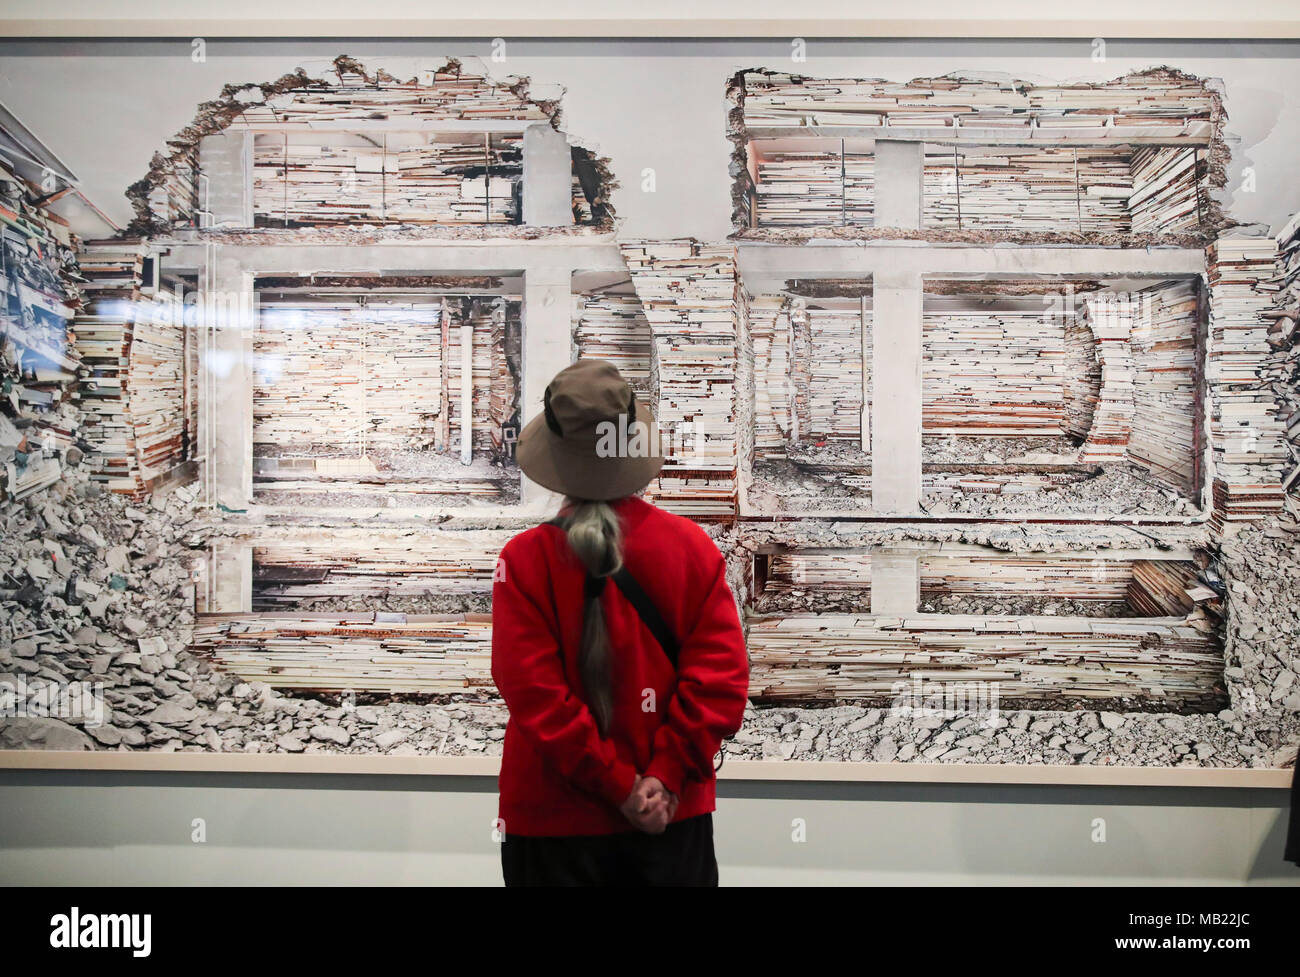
[501,813,718,886]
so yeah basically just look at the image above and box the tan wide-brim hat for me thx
[516,359,664,501]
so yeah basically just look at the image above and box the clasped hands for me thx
[619,774,678,834]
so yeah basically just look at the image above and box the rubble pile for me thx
[0,477,205,749]
[0,469,516,753]
[1272,211,1300,497]
[922,464,1198,517]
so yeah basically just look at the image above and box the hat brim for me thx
[515,397,665,502]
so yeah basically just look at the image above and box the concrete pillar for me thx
[459,322,474,465]
[201,540,252,614]
[522,124,574,228]
[871,270,923,513]
[521,266,574,506]
[873,140,924,230]
[198,254,256,613]
[198,132,254,228]
[201,256,255,512]
[859,293,871,452]
[870,549,920,615]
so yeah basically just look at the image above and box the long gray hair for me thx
[557,496,624,735]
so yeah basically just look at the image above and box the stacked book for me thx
[127,290,189,483]
[488,298,519,456]
[1062,312,1103,440]
[254,301,376,452]
[1271,211,1300,496]
[1078,295,1137,462]
[763,550,872,592]
[918,554,1134,601]
[251,527,515,609]
[1126,560,1210,617]
[234,61,551,129]
[73,239,173,497]
[252,135,521,226]
[193,612,496,694]
[747,297,794,457]
[145,144,199,229]
[1127,280,1200,494]
[621,241,739,518]
[447,301,499,453]
[1206,236,1286,526]
[136,57,566,230]
[752,150,873,227]
[745,611,1222,706]
[923,147,1133,234]
[923,309,1066,434]
[740,71,1216,236]
[806,307,868,440]
[0,228,79,518]
[1129,146,1204,235]
[0,157,83,502]
[572,291,654,397]
[364,300,449,452]
[253,299,444,454]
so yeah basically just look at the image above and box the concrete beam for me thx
[756,542,1204,561]
[522,124,575,228]
[200,540,252,614]
[873,140,924,230]
[871,270,923,514]
[745,126,1215,146]
[198,131,253,228]
[191,241,623,277]
[736,243,1205,291]
[459,322,474,465]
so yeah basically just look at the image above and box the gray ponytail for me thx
[558,497,623,735]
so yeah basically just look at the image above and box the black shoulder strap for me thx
[545,517,680,669]
[609,566,680,668]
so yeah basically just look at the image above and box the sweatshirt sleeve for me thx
[490,539,638,809]
[644,550,750,796]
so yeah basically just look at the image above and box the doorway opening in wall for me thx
[746,545,1227,713]
[746,277,874,514]
[252,130,525,227]
[919,274,1206,519]
[250,274,522,508]
[572,271,653,400]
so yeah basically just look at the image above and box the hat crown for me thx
[516,358,664,501]
[545,360,635,438]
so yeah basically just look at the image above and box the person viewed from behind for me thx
[490,359,750,886]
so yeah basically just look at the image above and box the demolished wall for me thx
[729,66,1235,247]
[127,55,616,235]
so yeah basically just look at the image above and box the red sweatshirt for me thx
[490,495,750,837]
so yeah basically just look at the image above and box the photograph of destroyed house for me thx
[0,2,1298,889]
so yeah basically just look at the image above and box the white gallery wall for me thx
[0,775,1293,885]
